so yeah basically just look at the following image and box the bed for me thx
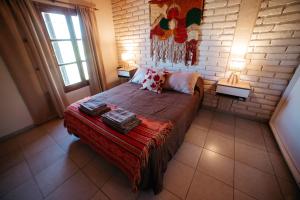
[64,80,203,194]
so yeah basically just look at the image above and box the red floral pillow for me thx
[140,69,167,93]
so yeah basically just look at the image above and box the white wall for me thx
[0,57,33,137]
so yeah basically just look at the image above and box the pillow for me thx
[140,69,166,93]
[130,67,149,84]
[163,72,200,94]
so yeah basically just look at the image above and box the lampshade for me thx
[230,58,245,71]
[121,52,133,62]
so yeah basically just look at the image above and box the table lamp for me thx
[227,58,245,84]
[121,52,133,69]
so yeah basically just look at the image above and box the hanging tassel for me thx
[185,39,198,66]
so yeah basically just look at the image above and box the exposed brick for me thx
[262,66,295,73]
[270,84,287,90]
[259,77,288,85]
[283,4,300,13]
[254,46,286,53]
[111,0,298,120]
[253,25,274,33]
[266,53,299,59]
[263,13,300,24]
[286,46,300,53]
[273,23,300,31]
[228,0,241,6]
[214,6,239,15]
[280,60,299,66]
[271,39,300,46]
[249,40,271,46]
[258,8,283,17]
[256,32,292,39]
[268,0,299,7]
[205,1,228,9]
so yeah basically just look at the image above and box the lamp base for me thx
[227,72,240,85]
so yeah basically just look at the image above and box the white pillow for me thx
[130,67,148,84]
[163,72,200,94]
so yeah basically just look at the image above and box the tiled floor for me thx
[0,109,299,200]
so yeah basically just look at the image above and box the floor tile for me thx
[209,119,235,139]
[204,133,234,158]
[235,161,283,200]
[192,109,214,131]
[186,171,233,200]
[26,143,65,175]
[173,142,202,168]
[235,127,266,151]
[16,127,48,147]
[1,109,299,200]
[261,124,281,155]
[35,155,78,196]
[0,137,21,157]
[184,124,208,147]
[163,159,195,199]
[269,153,294,182]
[102,171,139,200]
[42,119,69,142]
[236,118,261,133]
[277,177,300,200]
[67,141,96,168]
[197,149,234,186]
[91,190,110,200]
[2,179,43,200]
[21,134,56,159]
[45,171,97,200]
[213,112,235,127]
[0,161,32,197]
[0,148,24,174]
[138,189,180,200]
[82,156,117,188]
[235,142,274,174]
[234,189,256,200]
[55,134,80,152]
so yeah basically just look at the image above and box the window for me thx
[38,5,89,92]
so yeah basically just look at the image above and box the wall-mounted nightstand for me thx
[117,67,137,83]
[216,79,251,101]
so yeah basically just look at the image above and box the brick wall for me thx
[239,0,300,119]
[111,0,300,120]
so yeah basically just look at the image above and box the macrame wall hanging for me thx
[149,0,204,66]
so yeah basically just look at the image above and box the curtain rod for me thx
[35,0,99,10]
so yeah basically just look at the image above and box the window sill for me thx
[64,80,89,93]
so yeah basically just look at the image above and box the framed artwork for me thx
[149,0,204,66]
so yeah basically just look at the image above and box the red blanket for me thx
[64,101,173,190]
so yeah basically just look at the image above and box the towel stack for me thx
[102,108,141,134]
[79,98,110,116]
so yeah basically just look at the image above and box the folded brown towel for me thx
[102,108,136,126]
[79,105,111,116]
[102,117,141,134]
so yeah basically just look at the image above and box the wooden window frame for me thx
[35,3,89,93]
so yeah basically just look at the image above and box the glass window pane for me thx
[52,41,76,64]
[60,64,82,86]
[42,12,70,39]
[77,40,86,60]
[82,62,89,80]
[71,16,82,39]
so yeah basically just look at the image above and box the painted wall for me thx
[0,57,33,137]
[111,0,300,120]
[93,0,119,88]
